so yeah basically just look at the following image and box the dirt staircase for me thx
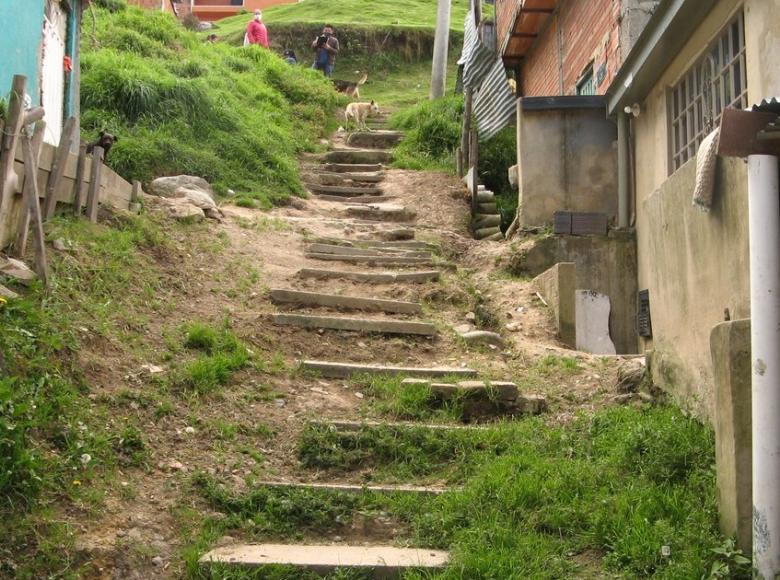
[198,123,535,578]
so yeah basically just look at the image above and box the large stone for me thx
[0,257,37,285]
[150,175,213,198]
[711,319,752,553]
[176,187,223,221]
[345,204,416,222]
[575,289,616,355]
[0,283,20,299]
[164,198,206,222]
[269,289,422,315]
[457,330,504,347]
[346,130,404,149]
[297,269,440,284]
[273,314,436,336]
[323,163,384,173]
[199,544,449,575]
[299,360,476,379]
[325,149,392,165]
[615,358,647,394]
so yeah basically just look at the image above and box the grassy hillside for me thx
[81,2,341,207]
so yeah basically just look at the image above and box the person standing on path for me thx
[245,10,269,48]
[311,25,339,77]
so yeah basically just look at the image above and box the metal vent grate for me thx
[638,290,653,338]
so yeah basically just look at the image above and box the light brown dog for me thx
[345,100,380,131]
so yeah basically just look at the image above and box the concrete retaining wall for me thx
[532,262,576,348]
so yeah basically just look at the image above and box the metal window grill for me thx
[637,290,653,338]
[670,11,748,171]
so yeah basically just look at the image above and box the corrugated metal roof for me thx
[474,58,517,139]
[752,97,780,114]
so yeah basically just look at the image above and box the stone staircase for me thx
[198,118,542,577]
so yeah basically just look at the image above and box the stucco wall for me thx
[517,104,618,228]
[0,0,45,105]
[631,0,776,419]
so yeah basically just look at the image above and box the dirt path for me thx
[69,123,625,579]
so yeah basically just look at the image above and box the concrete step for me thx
[269,288,423,315]
[273,314,437,336]
[477,203,498,213]
[306,183,384,197]
[309,419,484,432]
[312,170,386,183]
[310,238,437,251]
[299,360,477,379]
[472,214,502,228]
[200,544,449,576]
[483,231,505,242]
[345,204,416,222]
[474,226,501,240]
[253,480,452,495]
[315,194,392,204]
[305,253,435,267]
[326,149,392,165]
[347,130,404,150]
[307,243,431,259]
[476,191,494,202]
[297,269,441,284]
[323,163,384,173]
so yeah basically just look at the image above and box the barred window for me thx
[670,11,747,172]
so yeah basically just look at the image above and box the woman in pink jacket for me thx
[246,10,269,48]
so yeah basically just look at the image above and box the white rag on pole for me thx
[692,127,721,212]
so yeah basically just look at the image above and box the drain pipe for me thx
[617,110,630,229]
[749,153,780,578]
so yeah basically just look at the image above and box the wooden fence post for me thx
[12,121,46,258]
[20,132,49,286]
[42,116,77,220]
[0,75,27,243]
[72,144,88,216]
[470,128,479,217]
[460,88,473,172]
[86,146,104,223]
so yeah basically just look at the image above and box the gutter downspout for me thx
[617,110,630,229]
[749,153,780,578]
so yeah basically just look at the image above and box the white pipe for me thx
[430,0,451,99]
[749,154,780,578]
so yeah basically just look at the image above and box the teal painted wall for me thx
[0,0,46,105]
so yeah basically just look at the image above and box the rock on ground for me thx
[149,175,214,199]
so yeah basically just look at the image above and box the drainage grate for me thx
[638,290,653,338]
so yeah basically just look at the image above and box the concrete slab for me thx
[345,204,416,222]
[297,269,441,284]
[269,289,423,315]
[254,480,452,495]
[323,163,384,173]
[305,253,435,266]
[313,170,386,183]
[575,289,617,355]
[273,314,436,336]
[472,215,501,228]
[200,544,449,577]
[316,194,392,204]
[326,150,392,164]
[307,243,431,259]
[300,360,476,379]
[307,183,383,197]
[310,238,436,251]
[347,130,404,149]
[310,419,485,432]
[474,226,501,240]
[476,191,494,203]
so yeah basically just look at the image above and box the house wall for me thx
[517,104,618,227]
[631,0,779,419]
[0,0,46,105]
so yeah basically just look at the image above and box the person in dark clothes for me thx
[311,24,339,77]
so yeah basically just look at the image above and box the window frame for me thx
[668,10,748,173]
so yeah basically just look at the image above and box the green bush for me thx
[82,4,341,207]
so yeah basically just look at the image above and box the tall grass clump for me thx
[81,2,341,206]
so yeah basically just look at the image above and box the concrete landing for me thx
[297,269,440,284]
[273,314,436,336]
[200,544,449,577]
[269,289,423,315]
[300,360,476,379]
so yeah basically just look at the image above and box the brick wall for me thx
[495,0,519,54]
[522,0,623,96]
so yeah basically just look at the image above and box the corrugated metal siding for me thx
[461,9,494,88]
[473,58,517,139]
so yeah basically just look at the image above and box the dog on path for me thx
[345,100,380,131]
[336,72,368,100]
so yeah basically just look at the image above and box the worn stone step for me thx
[269,289,423,315]
[474,226,501,240]
[310,238,436,251]
[273,314,436,336]
[306,183,383,197]
[307,243,430,259]
[254,480,452,495]
[309,419,484,432]
[472,214,501,228]
[323,163,384,173]
[326,149,392,165]
[299,360,476,379]
[305,253,435,266]
[347,130,404,149]
[297,269,441,284]
[312,170,386,183]
[476,191,495,202]
[483,231,505,242]
[477,203,498,213]
[200,544,449,576]
[315,194,392,204]
[345,204,416,222]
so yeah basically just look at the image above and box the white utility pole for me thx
[430,0,451,99]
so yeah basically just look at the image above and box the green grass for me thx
[353,374,467,422]
[185,406,745,578]
[82,2,341,207]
